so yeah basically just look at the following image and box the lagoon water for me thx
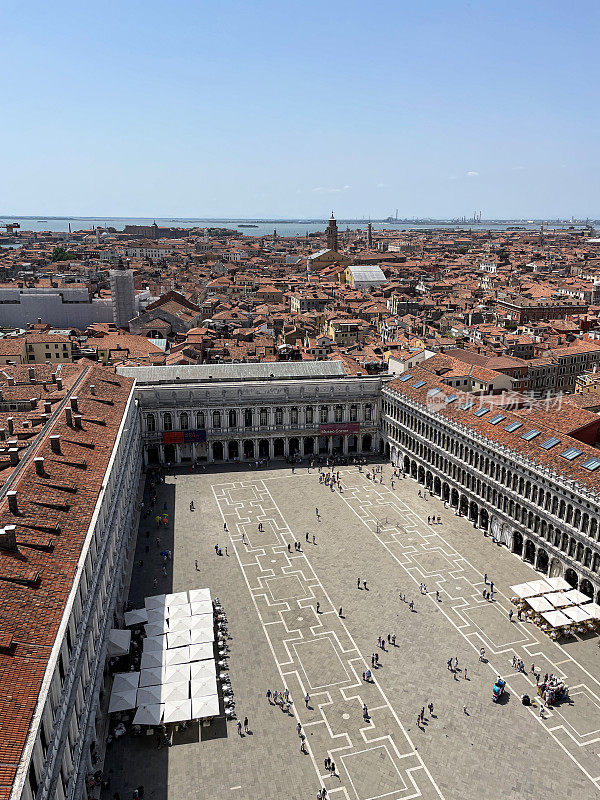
[0,216,584,237]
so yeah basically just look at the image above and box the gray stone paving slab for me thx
[103,463,600,800]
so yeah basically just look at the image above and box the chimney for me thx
[56,377,63,390]
[28,367,35,381]
[90,385,96,396]
[65,407,73,426]
[8,448,19,466]
[44,401,52,414]
[8,376,15,386]
[30,398,37,410]
[34,457,45,476]
[71,396,78,412]
[0,526,18,552]
[50,435,61,453]
[41,413,49,425]
[7,491,18,514]
[0,429,4,441]
[51,372,56,383]
[74,415,82,429]
[6,418,14,435]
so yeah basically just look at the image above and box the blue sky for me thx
[1,0,598,218]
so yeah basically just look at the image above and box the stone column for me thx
[238,440,243,461]
[343,435,349,455]
[207,441,213,462]
[175,444,181,463]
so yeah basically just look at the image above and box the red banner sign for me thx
[319,422,360,436]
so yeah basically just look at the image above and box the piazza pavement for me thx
[102,461,600,800]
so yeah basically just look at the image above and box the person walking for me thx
[237,720,242,735]
[339,607,343,617]
[266,689,272,704]
[316,602,321,614]
[243,716,249,733]
[305,693,310,708]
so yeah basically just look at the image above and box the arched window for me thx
[244,408,253,428]
[197,411,205,429]
[275,407,283,426]
[180,412,189,430]
[334,405,343,422]
[364,403,372,421]
[260,408,268,427]
[163,412,172,431]
[306,406,314,424]
[146,413,155,432]
[320,406,328,423]
[290,407,298,425]
[213,411,221,429]
[229,409,237,428]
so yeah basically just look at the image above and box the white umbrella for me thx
[189,588,211,603]
[162,681,190,702]
[541,610,572,627]
[139,667,165,687]
[112,671,140,692]
[580,602,600,619]
[544,592,571,608]
[137,684,164,705]
[107,629,132,656]
[165,592,189,607]
[563,605,593,623]
[192,694,219,719]
[164,663,190,684]
[143,635,167,653]
[189,642,214,662]
[190,628,214,644]
[133,703,164,725]
[167,630,191,649]
[163,698,192,723]
[526,596,553,613]
[108,687,138,713]
[190,676,218,698]
[145,622,169,637]
[545,577,571,591]
[190,660,216,681]
[146,607,170,625]
[510,582,538,598]
[141,651,166,670]
[145,594,167,610]
[169,604,193,619]
[124,608,149,626]
[164,646,190,666]
[527,579,554,595]
[563,588,591,604]
[169,616,194,633]
[190,600,213,616]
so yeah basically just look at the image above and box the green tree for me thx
[51,246,77,262]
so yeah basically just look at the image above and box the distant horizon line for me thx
[1,214,597,223]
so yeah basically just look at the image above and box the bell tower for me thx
[326,212,338,251]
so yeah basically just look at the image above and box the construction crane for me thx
[1,223,20,235]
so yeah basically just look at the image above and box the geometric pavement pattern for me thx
[212,479,446,800]
[336,470,600,792]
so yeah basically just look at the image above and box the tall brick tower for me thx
[326,212,338,251]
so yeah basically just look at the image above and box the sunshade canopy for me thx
[563,588,591,604]
[107,629,131,656]
[545,577,571,591]
[541,610,572,627]
[133,703,164,725]
[192,694,219,719]
[124,608,149,626]
[108,688,138,713]
[526,596,553,613]
[112,671,140,691]
[163,698,192,723]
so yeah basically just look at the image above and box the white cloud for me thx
[376,182,385,188]
[466,171,479,177]
[312,186,343,193]
[342,185,350,191]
